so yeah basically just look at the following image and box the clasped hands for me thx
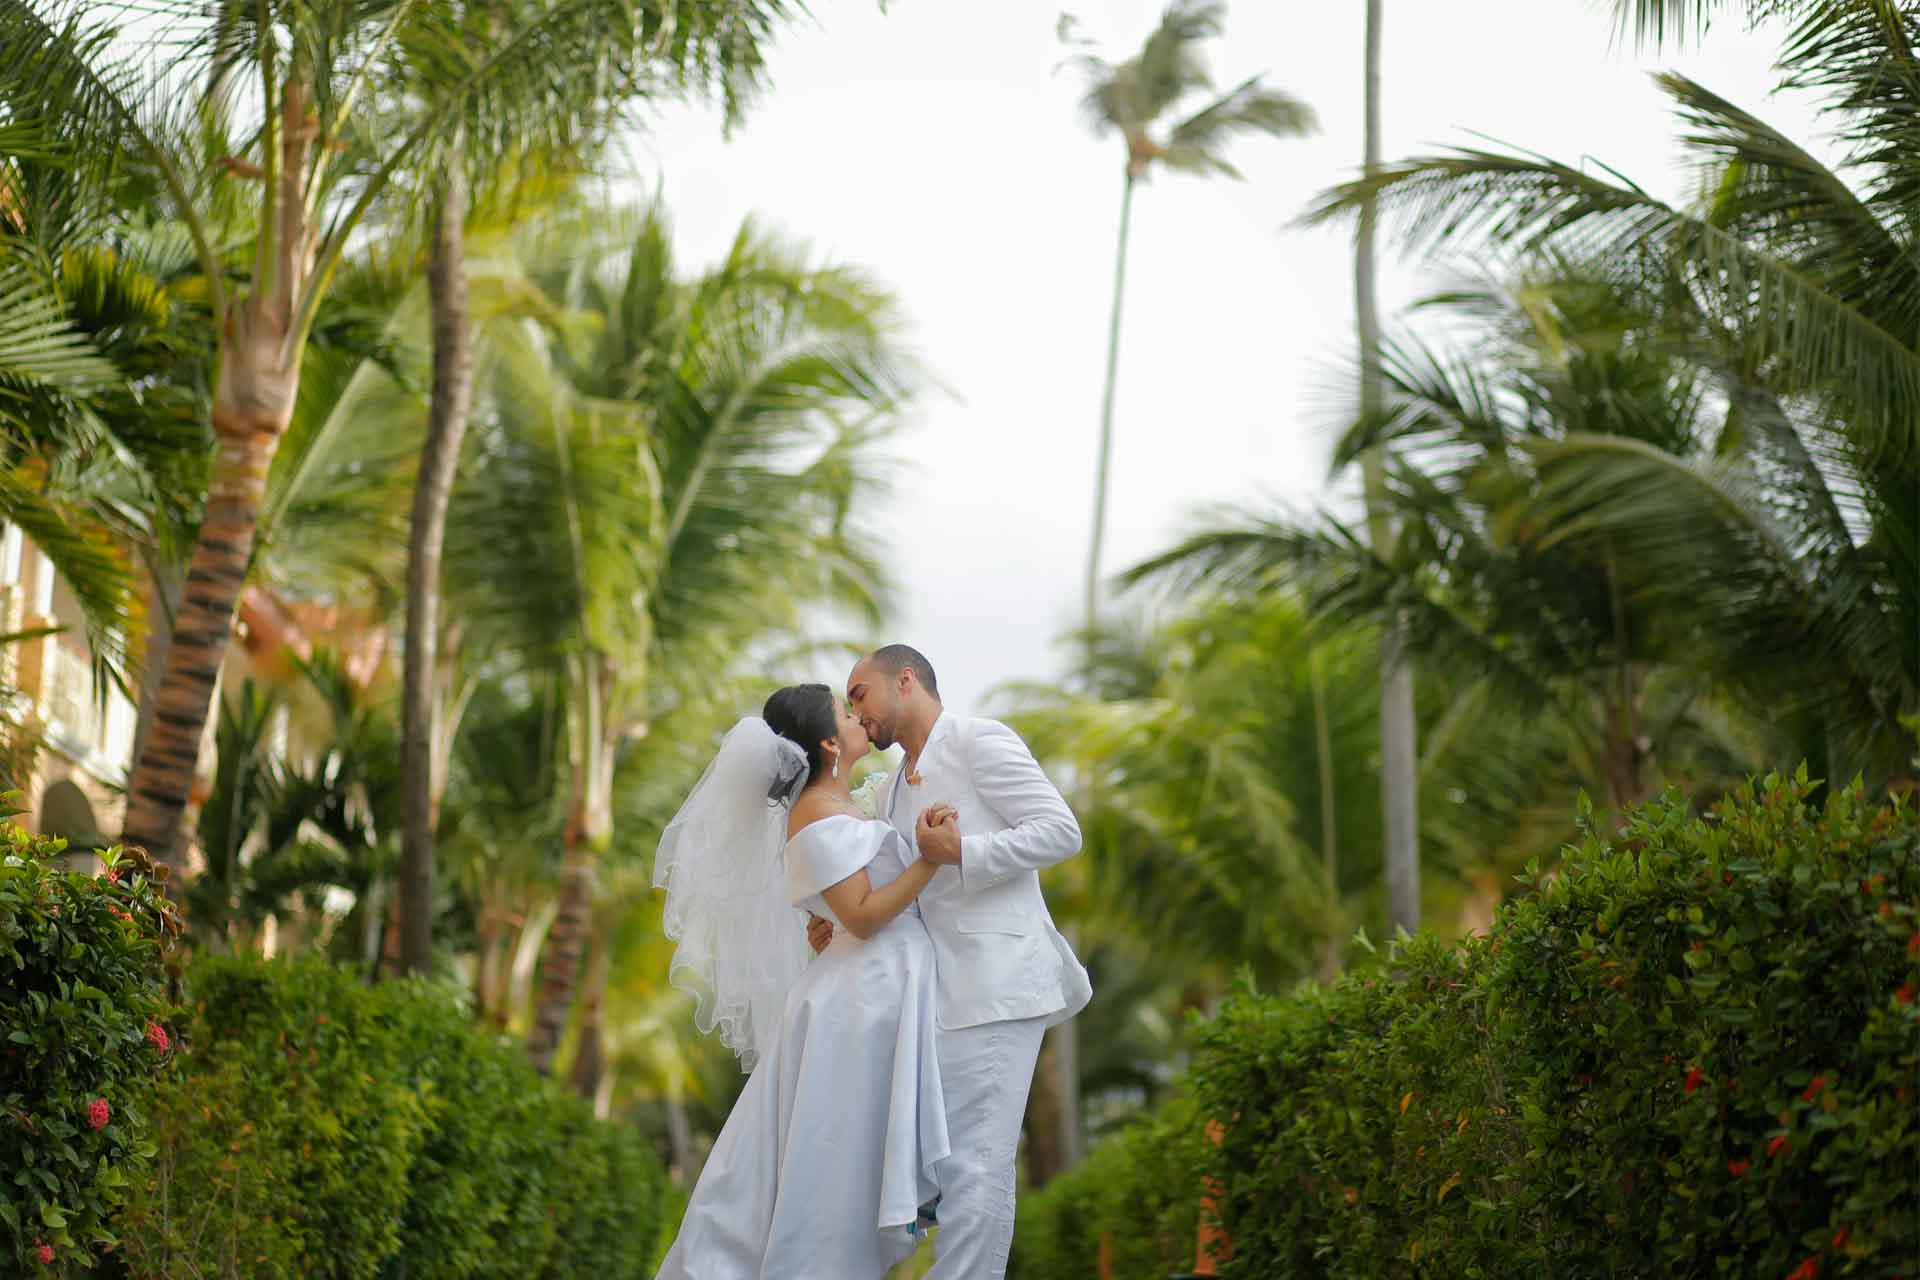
[806,804,960,954]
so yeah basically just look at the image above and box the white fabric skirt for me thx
[656,912,949,1280]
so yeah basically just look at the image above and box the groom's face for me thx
[846,660,902,750]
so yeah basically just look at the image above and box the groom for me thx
[811,643,1090,1279]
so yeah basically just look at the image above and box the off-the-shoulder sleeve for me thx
[785,817,898,906]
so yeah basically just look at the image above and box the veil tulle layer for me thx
[653,717,813,1071]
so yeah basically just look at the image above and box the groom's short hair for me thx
[870,644,940,701]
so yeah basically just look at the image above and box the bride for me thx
[653,683,952,1278]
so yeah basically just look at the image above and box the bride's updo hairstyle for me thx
[762,684,837,800]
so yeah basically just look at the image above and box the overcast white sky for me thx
[622,1,1829,713]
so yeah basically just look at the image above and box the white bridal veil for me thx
[653,717,814,1071]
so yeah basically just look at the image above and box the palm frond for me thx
[1159,75,1317,177]
[1305,146,1920,463]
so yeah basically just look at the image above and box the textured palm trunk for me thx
[1083,172,1137,637]
[1311,646,1343,981]
[529,818,597,1074]
[122,83,316,870]
[1355,0,1421,937]
[567,911,614,1100]
[528,668,614,1074]
[664,1093,697,1182]
[1023,1031,1071,1189]
[399,170,476,976]
[473,906,506,1023]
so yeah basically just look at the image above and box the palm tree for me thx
[438,205,917,1075]
[1301,0,1918,786]
[0,0,791,869]
[395,0,797,976]
[1127,262,1777,820]
[1060,0,1315,636]
[1353,0,1421,938]
[1054,0,1312,1177]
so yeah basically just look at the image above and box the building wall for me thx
[0,522,139,839]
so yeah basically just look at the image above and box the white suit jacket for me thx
[883,713,1092,1031]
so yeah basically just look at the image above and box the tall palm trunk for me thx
[400,169,475,975]
[1355,0,1421,936]
[1035,165,1141,1189]
[528,662,615,1074]
[123,84,317,870]
[1084,171,1138,636]
[568,911,615,1101]
[1310,645,1342,981]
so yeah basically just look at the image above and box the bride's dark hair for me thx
[762,684,837,799]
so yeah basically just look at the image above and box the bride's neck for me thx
[806,775,853,804]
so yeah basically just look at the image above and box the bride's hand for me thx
[915,805,962,865]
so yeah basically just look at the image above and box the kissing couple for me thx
[653,644,1091,1279]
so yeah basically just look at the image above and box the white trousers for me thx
[925,1014,1049,1280]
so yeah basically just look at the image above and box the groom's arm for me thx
[955,719,1082,894]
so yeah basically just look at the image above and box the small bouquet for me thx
[850,771,890,819]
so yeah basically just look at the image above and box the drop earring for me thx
[830,748,840,780]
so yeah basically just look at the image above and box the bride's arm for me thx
[817,812,948,940]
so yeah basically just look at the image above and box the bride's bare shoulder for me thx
[785,792,849,840]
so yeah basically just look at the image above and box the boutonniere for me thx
[906,768,923,787]
[849,771,890,819]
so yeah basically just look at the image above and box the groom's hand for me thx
[916,805,963,866]
[806,913,833,954]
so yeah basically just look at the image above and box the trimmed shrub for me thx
[112,954,673,1280]
[1185,932,1521,1278]
[1011,1094,1205,1280]
[1014,775,1920,1278]
[1484,774,1920,1278]
[114,956,427,1278]
[0,826,180,1274]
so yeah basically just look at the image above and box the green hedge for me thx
[1,827,180,1274]
[1010,1095,1205,1280]
[111,954,671,1280]
[1014,775,1920,1279]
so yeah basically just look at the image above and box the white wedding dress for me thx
[656,815,950,1280]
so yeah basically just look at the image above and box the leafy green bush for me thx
[1484,774,1920,1278]
[0,824,180,1273]
[1020,775,1919,1278]
[1011,1094,1204,1280]
[1184,931,1525,1278]
[112,954,673,1279]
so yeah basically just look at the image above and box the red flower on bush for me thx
[1832,1227,1849,1250]
[146,1021,170,1054]
[1684,1066,1705,1094]
[35,1241,52,1265]
[1787,1258,1820,1280]
[1768,1134,1791,1159]
[86,1097,109,1130]
[1907,931,1920,956]
[1727,1158,1750,1177]
[1801,1076,1826,1102]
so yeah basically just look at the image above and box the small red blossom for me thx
[1897,982,1917,1007]
[1831,1228,1849,1251]
[1907,931,1920,956]
[35,1242,52,1265]
[1801,1076,1826,1103]
[1768,1134,1791,1159]
[146,1021,170,1054]
[1786,1258,1820,1280]
[1727,1158,1750,1177]
[104,865,121,883]
[86,1097,109,1131]
[1685,1066,1705,1095]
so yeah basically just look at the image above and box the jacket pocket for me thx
[955,912,1031,937]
